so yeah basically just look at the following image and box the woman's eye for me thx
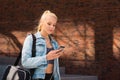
[47,23,51,25]
[53,25,56,27]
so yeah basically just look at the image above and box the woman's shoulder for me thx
[24,33,33,41]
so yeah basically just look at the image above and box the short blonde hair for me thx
[37,10,57,31]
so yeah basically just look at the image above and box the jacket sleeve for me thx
[21,35,47,69]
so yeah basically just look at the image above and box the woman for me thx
[22,10,62,80]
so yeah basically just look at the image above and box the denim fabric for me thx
[21,32,61,80]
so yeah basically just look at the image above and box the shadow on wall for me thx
[0,21,37,56]
[56,18,120,80]
[56,20,96,75]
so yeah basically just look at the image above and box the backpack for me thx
[1,34,36,80]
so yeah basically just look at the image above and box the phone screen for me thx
[56,46,65,53]
[58,46,65,49]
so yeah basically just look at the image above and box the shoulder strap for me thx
[14,52,21,66]
[14,34,36,77]
[30,34,36,77]
[31,34,36,57]
[14,34,36,65]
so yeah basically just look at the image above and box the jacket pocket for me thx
[36,43,46,56]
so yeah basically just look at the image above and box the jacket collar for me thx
[35,31,43,39]
[35,32,53,42]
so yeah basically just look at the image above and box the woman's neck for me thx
[40,31,49,39]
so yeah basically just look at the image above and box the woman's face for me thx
[41,15,57,35]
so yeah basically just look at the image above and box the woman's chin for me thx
[48,32,54,34]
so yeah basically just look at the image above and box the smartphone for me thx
[56,46,65,53]
[58,46,65,50]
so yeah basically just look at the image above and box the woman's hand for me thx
[46,49,63,60]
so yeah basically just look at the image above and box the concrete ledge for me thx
[61,75,98,80]
[60,67,98,80]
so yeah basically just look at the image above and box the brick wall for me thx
[0,0,120,80]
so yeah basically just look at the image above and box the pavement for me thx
[0,55,98,80]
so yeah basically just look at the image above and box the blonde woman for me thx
[22,10,62,80]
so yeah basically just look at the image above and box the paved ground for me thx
[0,55,98,80]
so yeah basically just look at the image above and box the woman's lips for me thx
[49,30,54,32]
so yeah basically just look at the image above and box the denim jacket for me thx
[21,32,61,80]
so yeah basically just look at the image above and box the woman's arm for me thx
[21,35,47,69]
